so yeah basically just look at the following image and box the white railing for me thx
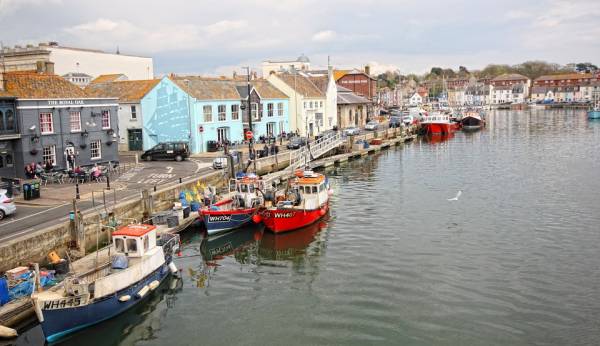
[288,132,343,171]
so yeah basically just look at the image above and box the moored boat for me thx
[421,112,456,135]
[461,111,483,130]
[588,103,600,119]
[199,174,264,235]
[259,170,331,233]
[31,224,180,343]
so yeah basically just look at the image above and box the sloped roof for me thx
[276,73,324,98]
[337,68,376,80]
[3,71,89,98]
[492,73,529,81]
[334,70,350,81]
[85,79,161,103]
[337,87,371,105]
[535,73,593,81]
[251,79,288,99]
[171,77,241,100]
[90,74,128,84]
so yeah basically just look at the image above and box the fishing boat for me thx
[421,112,456,135]
[588,102,600,119]
[461,111,483,130]
[31,224,180,343]
[258,170,331,233]
[199,173,264,235]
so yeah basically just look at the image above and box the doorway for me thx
[65,145,76,171]
[266,122,276,137]
[128,129,143,151]
[217,127,229,143]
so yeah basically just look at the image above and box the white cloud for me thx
[203,20,247,36]
[0,0,61,17]
[312,30,337,42]
[65,18,120,32]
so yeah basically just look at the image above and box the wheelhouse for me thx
[112,224,157,258]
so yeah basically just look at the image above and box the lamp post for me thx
[244,67,256,171]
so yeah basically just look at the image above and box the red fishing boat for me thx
[421,112,456,135]
[257,170,331,233]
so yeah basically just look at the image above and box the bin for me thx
[166,216,179,228]
[206,140,218,152]
[183,206,191,219]
[32,181,41,199]
[23,183,32,200]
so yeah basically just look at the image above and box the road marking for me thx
[166,166,173,174]
[0,203,70,227]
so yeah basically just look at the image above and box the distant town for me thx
[0,42,598,180]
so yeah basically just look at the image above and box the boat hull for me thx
[424,123,454,135]
[588,110,600,119]
[39,264,171,343]
[262,203,329,233]
[200,208,257,235]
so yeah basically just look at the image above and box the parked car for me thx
[364,121,379,131]
[286,137,308,150]
[343,127,360,136]
[141,142,190,161]
[0,189,16,220]
[212,151,241,169]
[402,115,417,126]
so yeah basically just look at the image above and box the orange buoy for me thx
[319,208,326,216]
[252,214,262,223]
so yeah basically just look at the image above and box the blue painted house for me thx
[140,77,191,150]
[167,76,290,153]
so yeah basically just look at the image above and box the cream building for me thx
[268,68,338,136]
[262,54,311,77]
[0,42,153,80]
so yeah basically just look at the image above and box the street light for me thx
[243,66,256,172]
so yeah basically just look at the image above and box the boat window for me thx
[319,183,324,192]
[312,186,318,194]
[240,184,248,193]
[144,235,149,251]
[249,184,255,193]
[115,238,125,252]
[126,238,138,253]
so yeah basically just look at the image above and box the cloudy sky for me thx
[1,0,599,76]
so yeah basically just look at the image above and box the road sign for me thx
[199,125,204,133]
[245,131,253,140]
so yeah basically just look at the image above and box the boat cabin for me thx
[290,170,328,210]
[229,174,264,209]
[112,224,158,258]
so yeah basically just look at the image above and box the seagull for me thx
[447,190,462,201]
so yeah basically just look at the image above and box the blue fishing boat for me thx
[588,103,600,119]
[32,225,180,343]
[199,174,264,235]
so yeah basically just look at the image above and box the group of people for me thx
[24,160,54,179]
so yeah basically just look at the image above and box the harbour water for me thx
[16,110,600,345]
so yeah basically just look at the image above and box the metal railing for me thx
[288,132,344,172]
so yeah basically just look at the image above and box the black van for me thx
[141,142,190,162]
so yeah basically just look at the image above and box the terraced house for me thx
[140,76,290,154]
[86,78,161,151]
[0,70,118,178]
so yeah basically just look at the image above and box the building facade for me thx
[337,85,371,129]
[0,42,153,80]
[86,79,161,151]
[262,55,310,77]
[0,71,118,178]
[62,72,92,88]
[335,67,377,101]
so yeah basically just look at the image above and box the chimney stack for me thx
[364,65,371,76]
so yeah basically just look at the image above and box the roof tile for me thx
[85,79,161,103]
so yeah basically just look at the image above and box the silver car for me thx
[364,121,379,131]
[0,189,16,220]
[343,127,360,136]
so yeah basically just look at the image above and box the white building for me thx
[0,42,153,80]
[262,54,311,77]
[409,92,423,106]
[491,83,527,104]
[268,68,337,136]
[62,72,92,87]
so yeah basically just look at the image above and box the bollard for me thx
[75,182,80,200]
[179,177,182,184]
[154,185,157,192]
[135,154,139,165]
[106,175,111,190]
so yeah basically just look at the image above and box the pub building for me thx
[0,70,118,178]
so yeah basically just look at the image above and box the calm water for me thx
[15,110,600,346]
